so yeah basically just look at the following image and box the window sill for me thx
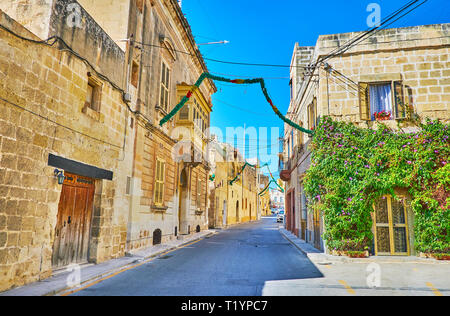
[155,105,168,116]
[82,104,104,122]
[151,205,168,212]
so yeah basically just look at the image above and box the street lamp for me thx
[54,169,65,185]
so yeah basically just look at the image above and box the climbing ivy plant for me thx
[303,116,449,254]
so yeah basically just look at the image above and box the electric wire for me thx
[134,40,307,68]
[318,0,427,64]
[0,96,123,149]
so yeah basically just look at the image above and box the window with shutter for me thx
[297,121,304,150]
[197,178,202,208]
[358,82,370,121]
[154,159,165,206]
[160,62,170,111]
[369,83,393,120]
[308,98,318,130]
[393,81,407,119]
[179,99,189,120]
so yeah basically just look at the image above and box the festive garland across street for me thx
[159,72,313,135]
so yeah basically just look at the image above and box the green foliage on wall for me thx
[303,117,449,253]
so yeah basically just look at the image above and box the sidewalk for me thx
[279,227,448,265]
[0,230,216,296]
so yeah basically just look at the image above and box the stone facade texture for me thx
[0,4,134,291]
[0,0,216,291]
[283,23,450,253]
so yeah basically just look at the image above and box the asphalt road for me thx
[71,217,323,296]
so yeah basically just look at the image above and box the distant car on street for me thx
[276,210,285,223]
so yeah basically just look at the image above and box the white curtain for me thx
[369,84,392,120]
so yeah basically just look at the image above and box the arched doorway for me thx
[236,200,240,223]
[153,229,162,245]
[179,168,188,235]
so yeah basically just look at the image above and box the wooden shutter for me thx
[197,177,201,208]
[358,82,370,121]
[393,81,406,119]
[313,97,317,128]
[297,121,304,150]
[154,159,165,205]
[308,104,313,130]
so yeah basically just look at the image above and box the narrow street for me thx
[64,217,450,297]
[69,218,323,296]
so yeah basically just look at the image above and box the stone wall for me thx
[285,23,450,253]
[0,9,133,291]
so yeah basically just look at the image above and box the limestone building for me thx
[208,141,259,228]
[0,0,215,291]
[0,3,135,291]
[282,23,450,253]
[259,175,271,216]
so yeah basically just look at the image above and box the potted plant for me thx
[432,253,450,261]
[374,110,391,121]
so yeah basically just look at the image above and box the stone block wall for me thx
[314,24,450,127]
[0,9,132,291]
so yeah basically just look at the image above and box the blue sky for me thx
[181,0,449,175]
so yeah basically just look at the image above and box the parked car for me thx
[276,210,285,223]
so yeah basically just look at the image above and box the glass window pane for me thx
[375,197,389,224]
[155,161,160,180]
[369,84,393,120]
[376,227,391,253]
[86,84,94,104]
[160,86,165,107]
[391,198,406,224]
[159,183,163,203]
[165,90,169,109]
[166,69,170,87]
[394,227,407,253]
[179,104,189,120]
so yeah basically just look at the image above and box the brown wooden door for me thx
[52,173,95,268]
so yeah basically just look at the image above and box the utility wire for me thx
[290,0,428,120]
[134,40,307,69]
[213,97,277,117]
[318,0,426,64]
[0,96,123,149]
[318,0,418,63]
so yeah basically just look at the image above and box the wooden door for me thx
[52,173,95,268]
[373,196,410,256]
[313,209,322,250]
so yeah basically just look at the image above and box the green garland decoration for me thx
[264,165,284,192]
[159,72,313,135]
[229,162,256,185]
[258,180,285,196]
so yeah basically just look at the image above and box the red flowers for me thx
[374,111,391,121]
